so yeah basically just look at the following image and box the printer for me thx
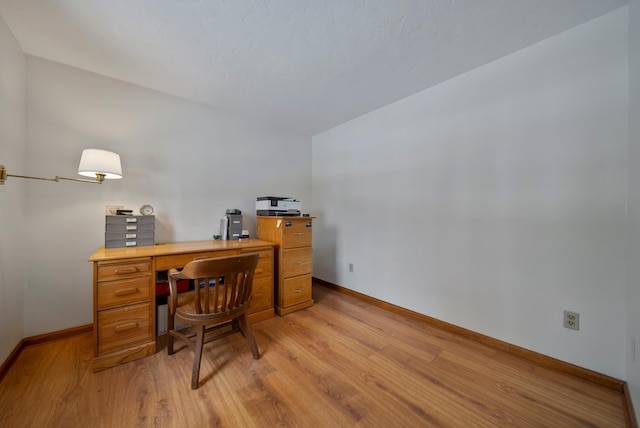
[256,197,301,216]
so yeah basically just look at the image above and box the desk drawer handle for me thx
[114,322,139,332]
[114,287,139,297]
[292,288,305,294]
[293,232,304,236]
[115,267,138,275]
[255,268,264,274]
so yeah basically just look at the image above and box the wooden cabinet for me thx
[257,216,314,315]
[89,239,275,371]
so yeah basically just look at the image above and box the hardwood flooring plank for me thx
[253,318,379,426]
[283,309,488,426]
[427,350,598,427]
[315,284,498,360]
[482,353,625,425]
[0,285,629,427]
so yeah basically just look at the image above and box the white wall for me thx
[22,57,311,335]
[0,16,26,363]
[627,0,640,414]
[313,8,629,380]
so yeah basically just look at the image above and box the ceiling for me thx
[0,0,629,136]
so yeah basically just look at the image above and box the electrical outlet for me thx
[349,263,354,273]
[563,310,580,331]
[106,205,124,215]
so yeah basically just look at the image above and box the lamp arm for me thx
[0,166,105,185]
[55,174,105,184]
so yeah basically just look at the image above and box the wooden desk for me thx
[88,239,275,371]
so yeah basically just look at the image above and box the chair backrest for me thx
[170,253,259,315]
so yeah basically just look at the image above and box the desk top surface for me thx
[89,239,275,262]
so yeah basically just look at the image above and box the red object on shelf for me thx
[155,279,190,296]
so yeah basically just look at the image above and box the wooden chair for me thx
[167,253,260,389]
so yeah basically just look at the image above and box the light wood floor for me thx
[0,285,628,427]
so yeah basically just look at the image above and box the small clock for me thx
[139,204,154,216]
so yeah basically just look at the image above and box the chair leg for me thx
[167,311,175,355]
[191,325,205,389]
[238,313,259,359]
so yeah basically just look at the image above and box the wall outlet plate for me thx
[563,310,580,331]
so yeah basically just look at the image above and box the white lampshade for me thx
[78,149,122,179]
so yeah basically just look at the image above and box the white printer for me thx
[256,197,302,216]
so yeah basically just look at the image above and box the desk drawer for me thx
[249,277,273,314]
[282,247,312,278]
[252,253,273,279]
[155,250,239,271]
[282,274,312,307]
[98,276,152,309]
[97,302,153,354]
[241,247,272,259]
[98,260,152,281]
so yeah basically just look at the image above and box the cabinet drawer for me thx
[98,276,153,309]
[249,277,273,313]
[106,215,155,225]
[282,247,312,278]
[282,275,312,307]
[105,238,155,249]
[155,250,239,271]
[281,220,312,248]
[98,260,152,281]
[106,222,155,233]
[97,302,153,354]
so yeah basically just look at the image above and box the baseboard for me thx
[0,324,93,383]
[0,339,24,384]
[313,277,637,427]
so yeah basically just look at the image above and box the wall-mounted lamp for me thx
[0,149,122,185]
